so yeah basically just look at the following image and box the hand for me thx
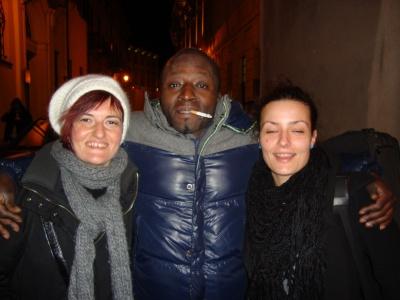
[359,176,396,230]
[0,173,22,239]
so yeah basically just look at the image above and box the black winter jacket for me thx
[0,143,138,300]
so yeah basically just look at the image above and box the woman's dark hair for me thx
[59,90,123,150]
[258,83,318,131]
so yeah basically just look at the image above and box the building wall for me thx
[366,0,400,139]
[124,48,160,110]
[0,0,28,140]
[201,0,260,110]
[87,0,130,74]
[26,0,87,120]
[260,0,400,140]
[26,0,54,120]
[196,0,400,139]
[0,0,87,141]
[69,2,87,77]
[0,0,19,94]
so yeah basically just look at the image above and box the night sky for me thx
[123,0,176,64]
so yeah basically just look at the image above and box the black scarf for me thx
[246,148,331,300]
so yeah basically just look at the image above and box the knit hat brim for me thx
[48,74,131,142]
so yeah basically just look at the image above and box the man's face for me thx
[160,54,218,137]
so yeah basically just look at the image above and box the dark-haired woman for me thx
[245,85,400,299]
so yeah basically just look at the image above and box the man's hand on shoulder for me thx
[0,173,22,239]
[359,175,396,230]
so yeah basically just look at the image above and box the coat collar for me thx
[143,94,255,139]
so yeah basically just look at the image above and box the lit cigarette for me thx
[190,110,213,118]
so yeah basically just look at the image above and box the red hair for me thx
[59,90,124,150]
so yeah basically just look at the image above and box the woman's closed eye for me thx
[264,129,278,134]
[292,129,305,134]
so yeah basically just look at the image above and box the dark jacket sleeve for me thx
[0,189,31,299]
[0,156,33,185]
[348,173,400,300]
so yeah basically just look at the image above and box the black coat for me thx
[245,150,400,300]
[0,143,138,300]
[323,172,400,300]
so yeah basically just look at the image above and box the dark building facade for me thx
[171,0,400,140]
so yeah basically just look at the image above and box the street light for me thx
[123,74,130,82]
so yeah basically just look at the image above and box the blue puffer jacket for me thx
[124,96,259,300]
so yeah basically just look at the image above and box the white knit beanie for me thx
[48,74,131,143]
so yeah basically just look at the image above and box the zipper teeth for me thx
[196,100,228,167]
[224,120,257,134]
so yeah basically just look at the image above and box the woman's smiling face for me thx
[70,98,123,166]
[259,99,317,186]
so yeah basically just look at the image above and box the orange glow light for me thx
[123,74,130,82]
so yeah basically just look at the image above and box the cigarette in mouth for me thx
[190,110,213,118]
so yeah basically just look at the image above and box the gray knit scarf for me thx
[51,141,133,300]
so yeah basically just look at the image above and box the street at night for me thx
[0,1,400,299]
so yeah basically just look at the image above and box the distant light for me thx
[25,70,31,84]
[131,85,135,90]
[134,48,139,53]
[123,74,130,82]
[141,51,146,55]
[155,87,159,92]
[153,55,158,59]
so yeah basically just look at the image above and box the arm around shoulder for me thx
[348,174,400,299]
[0,189,30,299]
